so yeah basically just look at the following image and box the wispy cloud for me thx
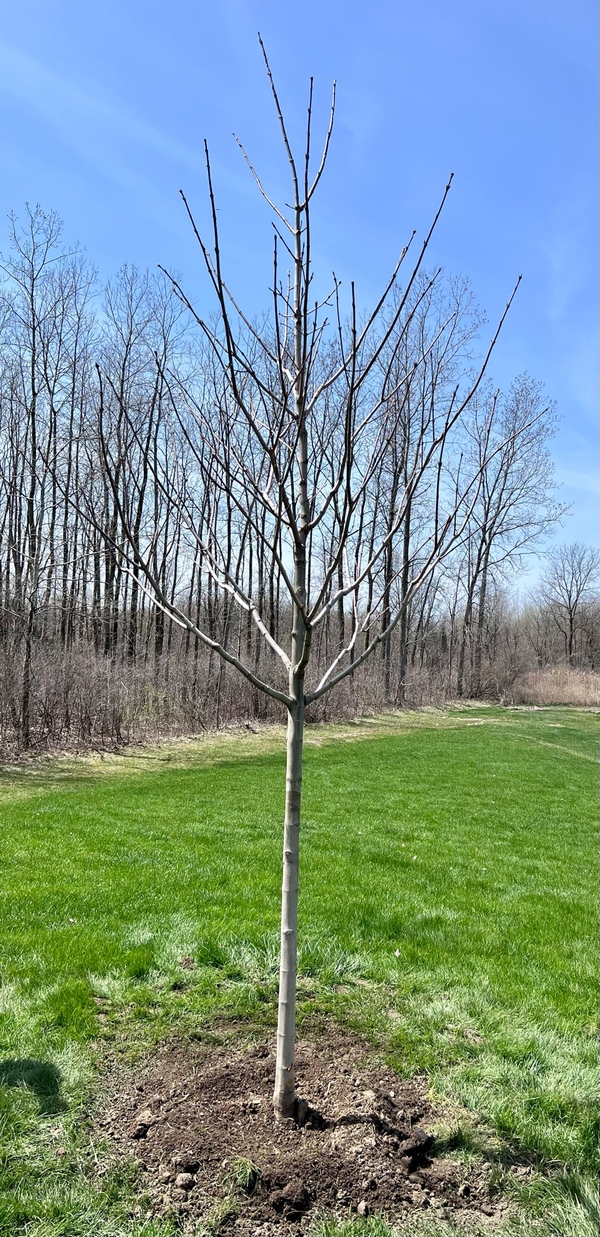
[542,180,595,325]
[560,332,599,422]
[0,41,204,191]
[555,466,599,497]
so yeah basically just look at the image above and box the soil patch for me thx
[97,1029,507,1233]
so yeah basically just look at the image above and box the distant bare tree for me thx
[539,542,599,666]
[372,275,482,704]
[455,376,565,698]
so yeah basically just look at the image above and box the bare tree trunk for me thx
[568,613,575,666]
[396,497,412,704]
[472,550,490,697]
[336,556,344,654]
[274,685,304,1118]
[456,584,474,698]
[21,602,34,748]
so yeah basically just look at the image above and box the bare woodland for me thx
[0,202,596,759]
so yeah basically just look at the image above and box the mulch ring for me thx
[96,1028,509,1234]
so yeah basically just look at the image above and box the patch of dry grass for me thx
[512,666,599,707]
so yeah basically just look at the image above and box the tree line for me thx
[0,205,597,753]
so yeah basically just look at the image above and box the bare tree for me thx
[455,375,565,698]
[83,46,526,1117]
[372,275,482,703]
[539,542,599,666]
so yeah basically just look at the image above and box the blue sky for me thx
[0,0,596,558]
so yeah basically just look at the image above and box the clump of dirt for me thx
[96,1030,506,1233]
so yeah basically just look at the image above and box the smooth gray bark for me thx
[273,687,304,1117]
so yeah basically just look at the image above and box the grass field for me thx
[0,706,597,1236]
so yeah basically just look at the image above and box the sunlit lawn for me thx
[0,706,597,1235]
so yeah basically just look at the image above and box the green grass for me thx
[0,706,597,1235]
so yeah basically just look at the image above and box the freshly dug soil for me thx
[97,1029,506,1233]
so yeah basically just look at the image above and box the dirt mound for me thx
[97,1030,505,1233]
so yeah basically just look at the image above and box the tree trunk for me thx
[273,476,308,1117]
[456,587,474,698]
[273,686,304,1118]
[472,554,490,697]
[21,603,34,749]
[568,613,575,666]
[396,498,412,705]
[337,556,345,654]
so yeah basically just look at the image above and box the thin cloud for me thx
[555,467,599,498]
[0,41,204,182]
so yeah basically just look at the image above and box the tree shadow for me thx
[0,1058,67,1114]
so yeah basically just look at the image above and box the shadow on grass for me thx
[0,1058,67,1114]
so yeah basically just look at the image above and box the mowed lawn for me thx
[0,707,597,1236]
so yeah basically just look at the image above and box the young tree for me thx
[96,43,522,1118]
